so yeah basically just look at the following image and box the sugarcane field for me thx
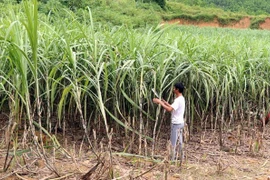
[1,0,270,179]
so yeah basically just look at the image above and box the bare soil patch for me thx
[259,18,270,30]
[163,18,220,28]
[163,17,270,30]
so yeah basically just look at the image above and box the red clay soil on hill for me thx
[164,17,270,30]
[260,18,270,30]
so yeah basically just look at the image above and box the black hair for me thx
[174,82,185,93]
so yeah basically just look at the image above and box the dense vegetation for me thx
[1,0,270,143]
[1,0,269,29]
[0,0,270,178]
[39,0,270,16]
[173,0,270,15]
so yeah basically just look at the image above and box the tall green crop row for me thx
[0,1,270,158]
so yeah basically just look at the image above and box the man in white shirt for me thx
[153,82,185,160]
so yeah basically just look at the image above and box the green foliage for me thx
[35,0,162,28]
[164,1,244,25]
[162,13,216,22]
[0,0,18,3]
[217,16,242,26]
[1,0,266,29]
[170,0,270,15]
[154,0,166,8]
[77,0,161,28]
[1,0,270,156]
[250,16,268,29]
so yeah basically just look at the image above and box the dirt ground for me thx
[0,112,270,180]
[163,17,270,30]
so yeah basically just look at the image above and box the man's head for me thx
[174,82,185,94]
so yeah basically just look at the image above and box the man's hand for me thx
[153,98,162,104]
[153,98,173,112]
[162,99,170,106]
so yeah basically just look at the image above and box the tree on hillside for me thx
[155,0,166,8]
[172,0,270,15]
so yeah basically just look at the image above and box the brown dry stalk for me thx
[108,128,114,179]
[81,154,108,180]
[133,164,158,179]
[3,122,17,172]
[0,159,38,180]
[163,160,169,180]
[81,160,102,180]
[49,173,75,180]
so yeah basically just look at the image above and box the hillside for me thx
[162,1,270,30]
[163,17,270,30]
[170,0,270,15]
[31,0,270,29]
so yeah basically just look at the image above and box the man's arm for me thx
[162,99,170,106]
[153,98,173,112]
